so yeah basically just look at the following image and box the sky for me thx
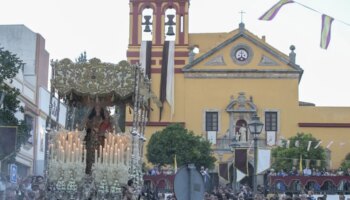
[0,0,349,106]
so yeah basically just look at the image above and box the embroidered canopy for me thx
[51,58,160,106]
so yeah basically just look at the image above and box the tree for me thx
[146,124,216,169]
[0,46,29,160]
[271,133,326,171]
[340,153,350,170]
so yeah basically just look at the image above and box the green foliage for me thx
[146,124,216,169]
[271,133,326,171]
[340,153,350,170]
[0,46,29,161]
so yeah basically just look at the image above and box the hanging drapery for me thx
[140,41,147,72]
[159,41,170,121]
[140,41,153,78]
[166,41,175,119]
[234,148,248,175]
[219,163,229,182]
[145,41,152,79]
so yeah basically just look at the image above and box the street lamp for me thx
[229,137,240,194]
[248,114,264,195]
[0,90,6,107]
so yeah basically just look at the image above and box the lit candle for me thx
[126,147,130,165]
[121,143,124,164]
[117,149,120,165]
[95,149,98,163]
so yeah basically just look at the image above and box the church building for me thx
[126,0,350,171]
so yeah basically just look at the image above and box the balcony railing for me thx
[269,176,350,194]
[213,138,255,151]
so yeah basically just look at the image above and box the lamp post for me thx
[229,137,240,194]
[248,114,264,195]
[0,90,6,108]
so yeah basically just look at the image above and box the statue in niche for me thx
[239,124,248,142]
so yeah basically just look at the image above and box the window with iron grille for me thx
[205,112,218,131]
[265,112,277,131]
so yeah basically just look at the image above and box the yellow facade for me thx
[127,0,350,168]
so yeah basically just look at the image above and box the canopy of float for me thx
[51,58,160,107]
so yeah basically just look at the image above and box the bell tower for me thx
[127,0,190,47]
[127,0,191,122]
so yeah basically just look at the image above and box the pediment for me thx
[183,27,303,79]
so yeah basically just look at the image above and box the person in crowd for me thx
[278,169,288,177]
[122,179,135,200]
[303,166,312,176]
[289,166,299,176]
[201,166,211,192]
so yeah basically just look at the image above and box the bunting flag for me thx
[166,41,175,119]
[219,163,229,181]
[257,149,271,174]
[307,141,312,151]
[159,41,170,121]
[295,140,300,147]
[259,0,294,21]
[286,140,290,148]
[235,148,248,175]
[320,14,334,49]
[326,141,334,149]
[314,141,322,149]
[174,154,177,173]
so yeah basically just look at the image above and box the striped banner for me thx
[259,0,294,21]
[320,14,334,49]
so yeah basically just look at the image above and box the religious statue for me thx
[239,124,247,142]
[85,102,112,174]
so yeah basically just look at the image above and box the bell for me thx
[142,15,152,32]
[166,26,175,36]
[144,25,151,32]
[165,14,176,36]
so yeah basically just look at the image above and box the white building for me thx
[0,25,66,177]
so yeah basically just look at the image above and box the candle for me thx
[117,149,120,164]
[126,147,130,165]
[62,149,65,162]
[121,143,124,164]
[95,149,98,163]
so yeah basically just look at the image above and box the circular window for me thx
[231,44,253,65]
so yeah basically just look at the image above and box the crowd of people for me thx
[269,166,350,177]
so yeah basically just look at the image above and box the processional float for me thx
[45,58,158,199]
